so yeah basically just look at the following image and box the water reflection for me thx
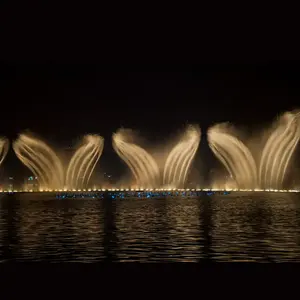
[267,194,300,262]
[115,199,169,262]
[115,198,203,262]
[211,193,300,262]
[212,194,271,261]
[1,195,105,262]
[0,196,21,261]
[198,195,213,262]
[0,193,300,262]
[103,197,118,262]
[165,199,201,262]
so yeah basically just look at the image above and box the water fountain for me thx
[0,137,9,167]
[163,125,201,188]
[65,135,104,190]
[13,133,104,190]
[112,125,201,188]
[208,111,300,190]
[112,129,160,188]
[208,123,258,189]
[13,134,64,190]
[258,112,300,189]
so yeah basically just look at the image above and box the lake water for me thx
[1,193,300,262]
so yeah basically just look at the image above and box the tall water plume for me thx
[163,125,201,188]
[13,133,104,190]
[0,137,9,167]
[208,111,300,190]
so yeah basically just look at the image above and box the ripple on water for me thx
[0,194,300,262]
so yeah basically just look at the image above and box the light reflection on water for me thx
[0,193,300,262]
[211,193,300,262]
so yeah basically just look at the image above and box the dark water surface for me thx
[1,193,300,262]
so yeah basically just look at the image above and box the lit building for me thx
[7,177,14,190]
[0,177,15,191]
[23,176,39,191]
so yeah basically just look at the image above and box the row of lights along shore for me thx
[0,188,299,193]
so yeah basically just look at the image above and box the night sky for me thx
[1,5,299,183]
[1,62,300,137]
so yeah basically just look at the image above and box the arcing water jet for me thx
[13,134,65,190]
[163,125,201,188]
[259,112,300,189]
[208,111,300,190]
[112,129,160,188]
[65,135,104,190]
[113,126,201,189]
[208,124,258,189]
[0,137,9,167]
[13,133,104,190]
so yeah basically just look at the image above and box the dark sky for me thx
[1,4,300,181]
[1,3,299,141]
[1,62,300,142]
[1,62,300,140]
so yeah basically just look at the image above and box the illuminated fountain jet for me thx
[13,134,65,190]
[13,134,104,190]
[112,129,160,188]
[163,125,201,188]
[0,137,9,167]
[112,125,201,189]
[208,123,257,189]
[65,135,104,190]
[208,111,300,190]
[259,111,300,189]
